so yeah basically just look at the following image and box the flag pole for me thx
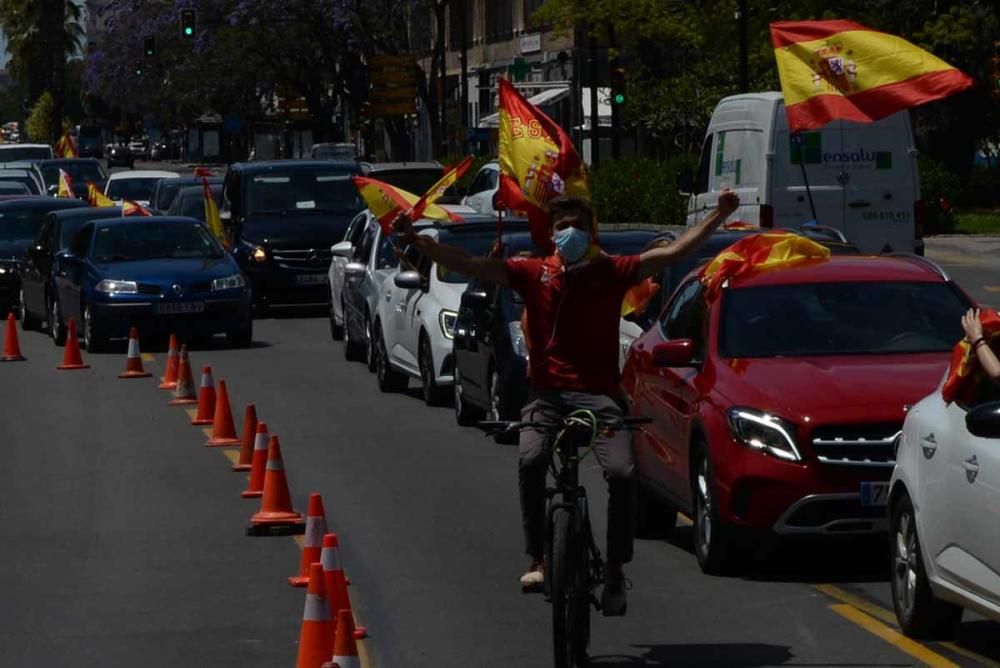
[792,132,818,223]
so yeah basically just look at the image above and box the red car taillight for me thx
[914,199,925,239]
[759,204,774,229]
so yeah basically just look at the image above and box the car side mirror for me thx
[220,209,232,226]
[344,262,365,278]
[965,401,1000,439]
[331,240,353,258]
[461,289,489,309]
[394,270,423,290]
[676,170,694,196]
[651,339,696,367]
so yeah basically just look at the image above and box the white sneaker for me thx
[519,560,544,591]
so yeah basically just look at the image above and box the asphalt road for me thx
[3,303,999,666]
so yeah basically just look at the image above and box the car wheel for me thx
[419,333,448,406]
[890,492,962,639]
[226,319,253,348]
[692,444,739,575]
[636,485,678,539]
[488,365,518,444]
[342,304,364,361]
[49,296,65,345]
[374,321,407,392]
[365,313,376,372]
[81,303,107,353]
[454,367,485,426]
[329,293,344,341]
[18,288,40,330]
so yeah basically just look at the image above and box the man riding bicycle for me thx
[393,189,740,616]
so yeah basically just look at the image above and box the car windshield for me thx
[171,188,220,221]
[0,174,40,194]
[367,168,442,196]
[0,146,50,161]
[0,209,49,241]
[721,281,968,358]
[41,162,107,187]
[106,178,161,202]
[92,222,223,262]
[153,180,199,210]
[0,182,29,194]
[245,171,361,215]
[436,233,497,283]
[314,145,355,160]
[58,217,97,249]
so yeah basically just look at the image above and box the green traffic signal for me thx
[184,26,193,36]
[180,9,196,39]
[613,92,625,104]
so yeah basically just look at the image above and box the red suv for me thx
[621,254,972,574]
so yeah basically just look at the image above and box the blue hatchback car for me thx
[52,216,252,351]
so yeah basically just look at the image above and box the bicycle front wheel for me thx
[550,507,590,668]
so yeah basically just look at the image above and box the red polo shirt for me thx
[505,253,640,398]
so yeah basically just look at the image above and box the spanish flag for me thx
[55,131,78,158]
[622,277,660,318]
[57,169,74,198]
[352,176,459,234]
[497,78,589,251]
[700,231,830,299]
[771,20,974,131]
[410,156,473,221]
[87,181,115,207]
[202,177,224,242]
[122,200,153,217]
[942,309,1000,404]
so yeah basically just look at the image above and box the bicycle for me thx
[480,410,650,668]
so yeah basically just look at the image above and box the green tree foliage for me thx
[25,91,56,142]
[590,157,693,224]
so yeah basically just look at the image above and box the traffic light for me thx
[134,60,143,77]
[610,67,626,105]
[143,36,155,58]
[180,9,196,39]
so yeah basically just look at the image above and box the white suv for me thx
[372,221,499,405]
[889,377,1000,638]
[461,161,499,215]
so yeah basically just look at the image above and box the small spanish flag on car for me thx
[699,231,830,299]
[57,169,74,198]
[87,181,115,207]
[55,131,77,158]
[942,309,1000,404]
[122,200,153,217]
[770,20,974,131]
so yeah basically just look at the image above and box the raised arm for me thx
[962,308,1000,381]
[637,190,740,280]
[393,213,509,287]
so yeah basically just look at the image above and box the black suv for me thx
[222,160,363,311]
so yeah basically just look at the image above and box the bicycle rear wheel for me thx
[550,508,590,667]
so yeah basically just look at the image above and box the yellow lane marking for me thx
[221,450,239,465]
[985,286,1000,293]
[141,353,154,362]
[829,604,958,668]
[201,427,213,438]
[677,513,693,527]
[184,408,197,419]
[293,535,305,549]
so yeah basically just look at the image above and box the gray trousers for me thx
[518,391,637,565]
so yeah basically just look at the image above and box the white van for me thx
[685,92,923,254]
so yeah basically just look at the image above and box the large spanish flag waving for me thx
[699,231,830,299]
[353,176,460,234]
[771,20,974,131]
[942,309,1000,404]
[498,78,589,251]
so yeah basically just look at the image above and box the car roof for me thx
[360,161,442,172]
[48,206,125,221]
[0,169,35,176]
[175,184,220,198]
[107,170,180,181]
[232,160,361,174]
[0,143,49,149]
[730,254,949,289]
[38,158,102,166]
[0,197,87,211]
[90,215,200,228]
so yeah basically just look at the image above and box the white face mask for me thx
[554,226,590,263]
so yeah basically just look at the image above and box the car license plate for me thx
[157,301,204,315]
[860,481,889,507]
[295,274,327,285]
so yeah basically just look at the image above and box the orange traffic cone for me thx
[290,494,329,587]
[295,562,334,668]
[247,435,305,535]
[231,403,258,471]
[57,318,89,370]
[321,534,364,638]
[191,365,216,425]
[322,610,361,668]
[240,421,269,498]
[168,346,198,405]
[118,326,152,378]
[1,312,25,362]
[204,379,240,447]
[159,334,180,389]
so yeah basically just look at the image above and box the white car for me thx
[104,170,180,205]
[461,161,499,215]
[372,219,498,405]
[889,376,1000,638]
[328,210,374,340]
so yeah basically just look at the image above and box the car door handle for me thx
[394,304,405,313]
[964,455,979,483]
[385,293,391,302]
[919,434,937,459]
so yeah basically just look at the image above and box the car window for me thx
[245,170,361,214]
[91,222,223,262]
[376,235,398,269]
[41,162,106,187]
[469,168,496,195]
[35,218,53,249]
[106,178,160,201]
[435,233,497,283]
[345,213,367,245]
[694,135,713,195]
[0,208,49,242]
[70,224,92,257]
[661,279,708,359]
[354,224,376,262]
[59,217,95,250]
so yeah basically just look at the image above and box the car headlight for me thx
[726,407,802,462]
[439,309,457,339]
[0,263,15,276]
[509,320,529,360]
[241,240,268,263]
[211,273,246,291]
[95,279,137,294]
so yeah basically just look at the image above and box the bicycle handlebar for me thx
[477,415,651,436]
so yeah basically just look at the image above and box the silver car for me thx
[328,210,376,340]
